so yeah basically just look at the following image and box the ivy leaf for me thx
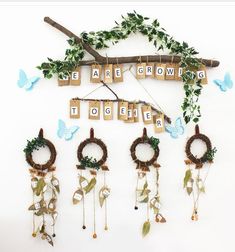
[142,221,151,237]
[183,169,192,188]
[84,177,96,194]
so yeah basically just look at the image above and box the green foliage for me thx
[37,38,84,79]
[38,11,203,124]
[80,156,100,170]
[149,137,160,150]
[24,137,46,155]
[205,147,217,162]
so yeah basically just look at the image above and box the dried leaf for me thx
[35,207,47,216]
[36,178,46,196]
[45,233,54,246]
[99,196,105,208]
[31,177,38,191]
[72,189,83,204]
[51,211,58,222]
[140,181,148,196]
[153,163,161,168]
[48,198,57,212]
[84,177,96,194]
[139,196,149,203]
[51,177,60,193]
[186,187,193,195]
[28,200,45,211]
[90,170,97,176]
[155,214,166,223]
[79,176,89,188]
[184,159,193,165]
[142,221,150,237]
[99,186,110,208]
[183,169,192,188]
[101,165,109,171]
[200,186,205,193]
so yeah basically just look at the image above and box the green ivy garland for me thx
[38,11,203,124]
[24,137,46,155]
[205,147,217,162]
[149,137,160,151]
[80,156,100,170]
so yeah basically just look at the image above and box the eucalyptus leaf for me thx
[142,221,151,237]
[183,169,192,188]
[73,189,84,204]
[84,177,96,194]
[186,187,193,195]
[31,177,38,191]
[51,177,60,193]
[36,178,46,196]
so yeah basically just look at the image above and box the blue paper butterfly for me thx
[165,117,184,139]
[57,119,79,141]
[213,73,233,92]
[17,69,40,91]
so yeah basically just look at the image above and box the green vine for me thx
[80,156,100,170]
[37,38,84,79]
[24,137,46,155]
[38,11,203,124]
[205,147,217,162]
[149,137,160,150]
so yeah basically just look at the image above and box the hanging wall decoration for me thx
[38,12,219,124]
[184,125,217,221]
[69,81,170,131]
[130,128,166,237]
[24,129,59,246]
[73,128,110,239]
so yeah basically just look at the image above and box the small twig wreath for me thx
[130,128,160,171]
[185,125,212,168]
[24,129,57,171]
[77,128,108,171]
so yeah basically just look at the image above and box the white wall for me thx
[0,2,234,252]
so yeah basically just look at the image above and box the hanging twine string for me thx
[104,172,108,231]
[135,173,139,210]
[128,66,166,116]
[80,170,86,229]
[146,174,150,221]
[93,181,97,238]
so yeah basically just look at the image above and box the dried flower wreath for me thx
[73,128,110,238]
[130,128,166,237]
[24,129,59,246]
[184,125,217,220]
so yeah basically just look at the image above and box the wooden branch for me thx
[72,97,171,124]
[44,16,220,68]
[44,17,103,60]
